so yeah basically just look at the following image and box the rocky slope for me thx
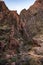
[20,0,43,41]
[0,0,43,65]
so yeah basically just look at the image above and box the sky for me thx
[4,0,36,14]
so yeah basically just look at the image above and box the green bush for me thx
[11,57,16,62]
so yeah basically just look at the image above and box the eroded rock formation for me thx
[0,0,43,65]
[0,1,20,53]
[20,0,43,42]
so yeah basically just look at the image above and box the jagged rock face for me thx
[36,0,43,3]
[0,0,43,47]
[0,0,43,65]
[20,0,43,41]
[0,1,9,12]
[0,1,20,51]
[32,34,43,55]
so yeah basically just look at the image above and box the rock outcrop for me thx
[0,1,9,12]
[0,0,43,65]
[0,0,43,51]
[0,1,20,53]
[20,0,43,41]
[32,34,43,55]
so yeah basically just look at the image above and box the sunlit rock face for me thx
[32,34,43,55]
[20,0,43,41]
